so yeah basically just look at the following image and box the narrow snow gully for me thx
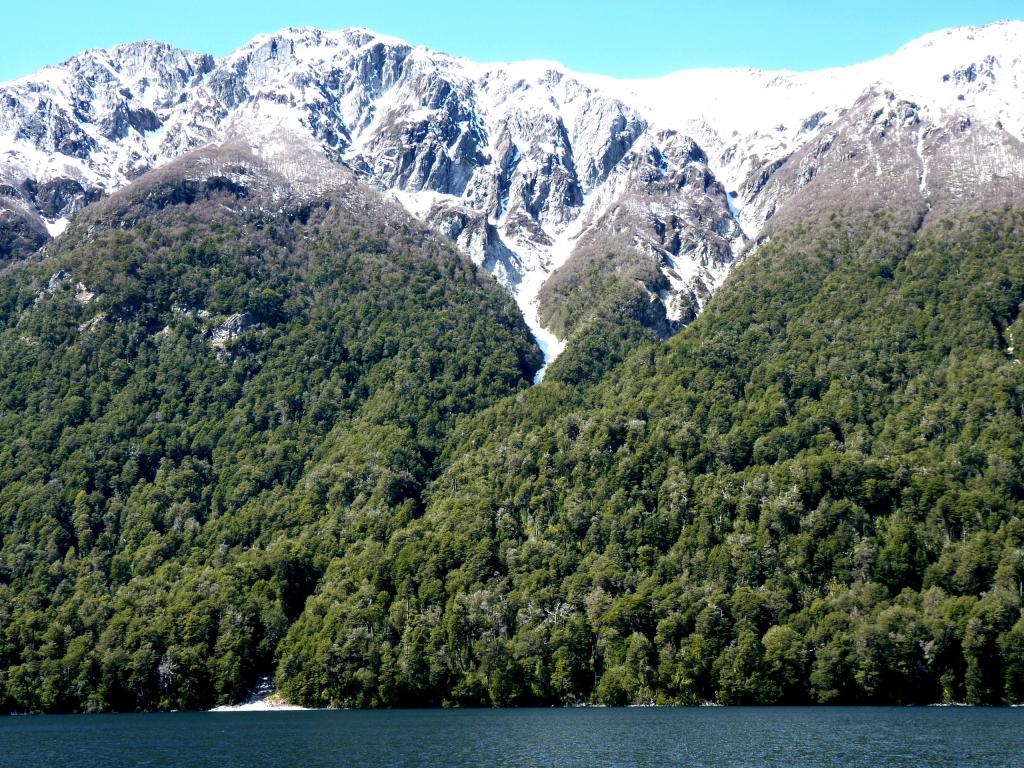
[517,204,595,383]
[916,126,931,206]
[516,254,567,385]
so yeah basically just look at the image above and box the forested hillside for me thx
[1,184,1022,709]
[275,209,1024,708]
[0,178,540,712]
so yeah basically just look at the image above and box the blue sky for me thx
[2,0,1021,82]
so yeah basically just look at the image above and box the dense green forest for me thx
[274,209,1024,708]
[0,181,540,712]
[0,180,1022,710]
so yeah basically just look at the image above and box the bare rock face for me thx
[0,28,742,345]
[211,312,256,349]
[535,129,743,336]
[737,91,933,235]
[2,22,1024,363]
[729,86,1024,239]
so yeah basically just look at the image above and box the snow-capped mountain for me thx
[601,22,1024,217]
[2,21,1024,366]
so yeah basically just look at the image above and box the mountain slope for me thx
[0,151,540,712]
[4,22,1023,364]
[1,22,1023,712]
[274,208,1024,707]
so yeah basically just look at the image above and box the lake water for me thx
[2,707,1022,767]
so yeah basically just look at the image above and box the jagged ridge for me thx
[2,21,1024,366]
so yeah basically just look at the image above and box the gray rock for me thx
[210,312,256,348]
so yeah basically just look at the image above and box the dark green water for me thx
[1,707,1021,767]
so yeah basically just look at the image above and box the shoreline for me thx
[5,701,1024,716]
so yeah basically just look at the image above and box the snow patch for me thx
[916,127,930,198]
[209,698,309,712]
[391,189,461,219]
[209,676,309,712]
[517,266,566,383]
[44,217,69,238]
[512,192,603,381]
